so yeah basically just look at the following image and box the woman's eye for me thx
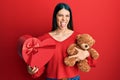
[66,15,70,17]
[58,14,63,17]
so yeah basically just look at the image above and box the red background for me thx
[0,0,120,80]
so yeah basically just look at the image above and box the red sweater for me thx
[32,31,95,79]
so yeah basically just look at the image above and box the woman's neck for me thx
[53,28,72,35]
[49,28,74,42]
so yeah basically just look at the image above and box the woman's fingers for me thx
[73,47,90,60]
[27,66,39,75]
[74,47,79,51]
[32,66,36,72]
[32,66,39,73]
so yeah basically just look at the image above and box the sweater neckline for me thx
[48,31,75,43]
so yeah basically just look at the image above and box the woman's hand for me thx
[69,47,90,61]
[27,66,39,75]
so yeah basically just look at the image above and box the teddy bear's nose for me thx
[81,43,89,50]
[85,45,88,48]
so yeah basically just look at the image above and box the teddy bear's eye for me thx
[85,45,88,48]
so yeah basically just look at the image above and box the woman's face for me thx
[56,8,70,30]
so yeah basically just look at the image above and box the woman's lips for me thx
[61,22,66,27]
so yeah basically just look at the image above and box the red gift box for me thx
[18,35,32,58]
[22,37,56,68]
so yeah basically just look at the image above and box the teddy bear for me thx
[64,34,99,72]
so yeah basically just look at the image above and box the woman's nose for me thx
[62,16,66,21]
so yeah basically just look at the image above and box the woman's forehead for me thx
[57,8,70,15]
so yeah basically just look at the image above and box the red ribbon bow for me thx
[26,39,40,55]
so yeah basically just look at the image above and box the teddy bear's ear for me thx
[93,39,95,44]
[88,34,95,44]
[90,36,95,45]
[76,34,81,40]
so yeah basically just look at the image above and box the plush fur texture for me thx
[64,34,99,72]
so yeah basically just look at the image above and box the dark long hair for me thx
[52,3,73,31]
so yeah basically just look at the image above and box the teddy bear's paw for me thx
[64,57,76,66]
[89,48,99,60]
[77,60,91,72]
[78,65,91,72]
[80,67,91,72]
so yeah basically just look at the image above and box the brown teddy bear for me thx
[64,34,99,72]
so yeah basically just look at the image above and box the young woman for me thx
[27,3,90,80]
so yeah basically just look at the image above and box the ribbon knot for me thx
[26,39,40,55]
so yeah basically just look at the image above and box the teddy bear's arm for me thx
[88,48,99,60]
[67,44,78,55]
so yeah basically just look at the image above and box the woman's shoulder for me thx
[37,33,50,41]
[73,31,81,35]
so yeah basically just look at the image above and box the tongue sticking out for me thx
[61,22,66,27]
